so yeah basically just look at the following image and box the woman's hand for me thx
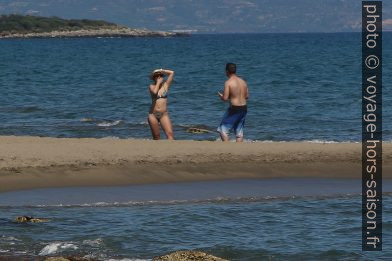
[156,76,164,85]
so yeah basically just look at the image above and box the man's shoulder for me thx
[226,76,247,86]
[237,76,247,84]
[224,78,232,85]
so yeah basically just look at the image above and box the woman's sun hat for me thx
[150,68,164,80]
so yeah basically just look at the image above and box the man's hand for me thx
[218,92,224,100]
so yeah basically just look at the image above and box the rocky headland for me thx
[0,14,187,38]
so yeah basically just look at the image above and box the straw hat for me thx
[150,68,164,80]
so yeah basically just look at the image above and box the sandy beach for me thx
[0,136,391,192]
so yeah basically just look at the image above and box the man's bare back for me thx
[225,75,249,106]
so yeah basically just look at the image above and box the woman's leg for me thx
[148,114,161,140]
[159,113,174,140]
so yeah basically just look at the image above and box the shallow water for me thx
[0,179,391,260]
[1,33,391,141]
[0,178,389,207]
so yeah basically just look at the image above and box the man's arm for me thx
[245,83,249,100]
[218,81,230,101]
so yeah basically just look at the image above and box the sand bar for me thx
[0,136,390,192]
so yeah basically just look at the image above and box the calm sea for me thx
[0,179,391,260]
[1,33,391,141]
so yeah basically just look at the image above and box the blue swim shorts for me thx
[217,105,247,138]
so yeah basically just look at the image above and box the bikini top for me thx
[152,88,168,100]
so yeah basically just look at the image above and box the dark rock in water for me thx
[14,216,50,223]
[154,250,228,261]
[186,127,213,134]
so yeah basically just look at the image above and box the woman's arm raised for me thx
[162,69,175,88]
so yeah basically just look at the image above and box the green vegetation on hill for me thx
[0,14,119,35]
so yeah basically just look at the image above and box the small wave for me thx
[81,118,124,127]
[0,235,21,246]
[0,235,21,241]
[83,238,103,247]
[80,118,95,122]
[100,136,120,139]
[39,242,78,256]
[307,139,346,144]
[12,193,376,209]
[97,120,122,127]
[13,250,27,254]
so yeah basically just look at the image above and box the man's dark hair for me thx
[226,63,236,74]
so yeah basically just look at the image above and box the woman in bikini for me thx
[148,68,175,140]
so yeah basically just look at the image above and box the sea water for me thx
[0,179,391,260]
[0,33,391,141]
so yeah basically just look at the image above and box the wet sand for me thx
[0,136,391,192]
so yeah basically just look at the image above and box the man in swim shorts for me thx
[217,63,249,142]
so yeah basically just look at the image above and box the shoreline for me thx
[0,27,187,39]
[1,136,391,192]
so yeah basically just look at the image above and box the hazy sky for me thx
[0,0,391,33]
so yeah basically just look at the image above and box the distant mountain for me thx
[0,0,390,33]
